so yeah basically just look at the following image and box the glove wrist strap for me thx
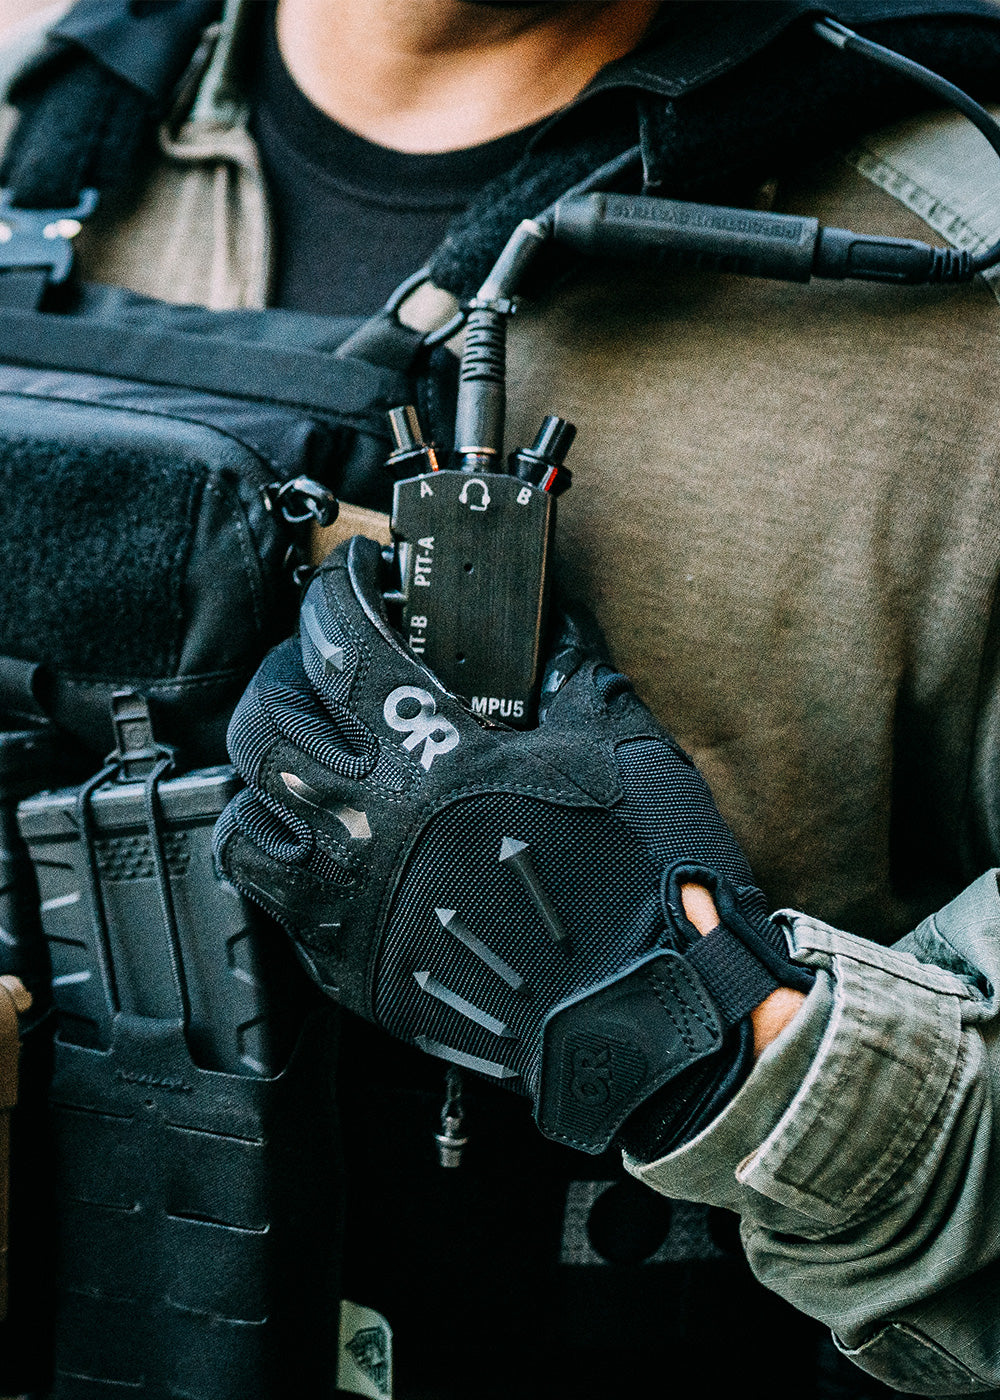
[537,949,724,1154]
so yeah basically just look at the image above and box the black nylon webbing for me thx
[0,307,406,423]
[0,49,154,211]
[0,0,224,213]
[0,271,49,311]
[685,925,781,1027]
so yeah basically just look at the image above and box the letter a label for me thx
[420,480,434,497]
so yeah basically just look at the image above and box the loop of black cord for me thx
[443,1065,464,1124]
[142,752,191,1032]
[816,18,1000,272]
[74,761,122,1017]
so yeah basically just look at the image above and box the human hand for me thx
[214,537,812,1154]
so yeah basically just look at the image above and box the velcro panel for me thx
[0,427,201,677]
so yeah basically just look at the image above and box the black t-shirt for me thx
[250,12,543,316]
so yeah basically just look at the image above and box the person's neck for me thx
[275,0,659,153]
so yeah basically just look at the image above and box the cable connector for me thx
[510,416,576,495]
[552,192,977,287]
[813,13,1000,274]
[814,227,974,284]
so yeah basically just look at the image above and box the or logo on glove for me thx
[382,685,460,769]
[214,538,812,1156]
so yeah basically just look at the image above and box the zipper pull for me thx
[435,1067,468,1168]
[262,477,339,527]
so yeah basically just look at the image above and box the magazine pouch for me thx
[13,747,343,1398]
[44,1010,342,1399]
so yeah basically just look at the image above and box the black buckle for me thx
[0,188,98,284]
[108,690,175,783]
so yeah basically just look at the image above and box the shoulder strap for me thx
[847,104,1000,303]
[0,1,218,308]
[0,0,219,211]
[427,10,1000,303]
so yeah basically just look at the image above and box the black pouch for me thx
[0,288,421,764]
[41,1011,342,1400]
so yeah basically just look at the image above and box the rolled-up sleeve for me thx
[626,869,1000,1396]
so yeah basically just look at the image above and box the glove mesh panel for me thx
[375,793,664,1094]
[375,736,780,1096]
[615,738,772,934]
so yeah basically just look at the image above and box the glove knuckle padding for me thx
[218,535,811,1153]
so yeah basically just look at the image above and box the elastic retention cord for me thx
[143,753,191,1032]
[435,1065,469,1167]
[815,17,1000,273]
[444,1066,464,1121]
[75,763,122,1017]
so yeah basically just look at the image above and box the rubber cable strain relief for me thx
[459,311,506,384]
[928,245,973,282]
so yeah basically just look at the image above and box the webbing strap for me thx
[0,2,219,307]
[0,304,408,423]
[0,42,153,305]
[0,50,153,211]
[0,0,219,211]
[685,924,782,1027]
[48,0,221,107]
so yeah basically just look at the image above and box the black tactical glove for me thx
[214,537,812,1155]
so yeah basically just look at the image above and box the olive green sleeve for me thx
[627,871,1000,1396]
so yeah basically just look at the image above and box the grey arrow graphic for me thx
[435,907,524,993]
[415,1035,518,1081]
[301,599,345,677]
[413,970,512,1038]
[280,773,372,840]
[499,837,570,951]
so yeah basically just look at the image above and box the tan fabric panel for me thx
[310,502,392,565]
[504,158,1000,944]
[0,977,29,1322]
[77,118,272,310]
[847,105,1000,302]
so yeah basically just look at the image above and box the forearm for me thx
[630,871,1000,1395]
